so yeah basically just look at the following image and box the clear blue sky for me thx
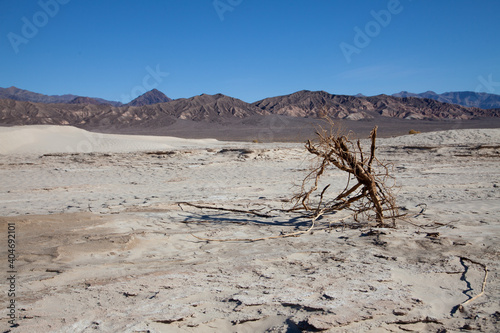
[1,0,499,103]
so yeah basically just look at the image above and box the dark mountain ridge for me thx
[3,85,500,111]
[393,90,500,110]
[0,93,267,127]
[68,96,107,105]
[0,86,122,106]
[1,89,499,131]
[253,90,497,120]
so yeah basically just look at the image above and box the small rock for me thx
[393,309,407,316]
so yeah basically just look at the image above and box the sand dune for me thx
[0,125,220,154]
[2,124,500,155]
[380,128,500,146]
[0,126,499,332]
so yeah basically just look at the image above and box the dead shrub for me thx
[291,119,400,227]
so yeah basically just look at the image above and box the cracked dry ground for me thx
[1,138,499,332]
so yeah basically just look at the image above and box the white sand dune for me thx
[2,125,500,156]
[380,128,500,146]
[0,125,220,154]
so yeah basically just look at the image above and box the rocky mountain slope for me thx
[253,90,497,120]
[393,90,500,109]
[0,93,267,127]
[68,97,107,105]
[1,89,499,130]
[0,86,122,106]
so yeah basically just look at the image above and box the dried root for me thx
[178,202,273,218]
[291,119,400,227]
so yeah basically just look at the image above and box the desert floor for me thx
[1,126,500,332]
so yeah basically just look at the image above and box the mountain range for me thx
[0,86,175,107]
[0,93,266,128]
[0,87,499,130]
[392,91,500,110]
[0,86,123,106]
[2,86,500,110]
[253,90,500,120]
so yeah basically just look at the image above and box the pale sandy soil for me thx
[0,126,500,332]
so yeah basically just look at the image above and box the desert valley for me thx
[1,87,500,332]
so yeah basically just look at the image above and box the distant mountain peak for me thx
[6,86,19,92]
[127,89,172,106]
[422,90,437,95]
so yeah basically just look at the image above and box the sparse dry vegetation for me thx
[290,119,400,227]
[184,119,401,242]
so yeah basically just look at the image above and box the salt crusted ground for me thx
[0,125,499,332]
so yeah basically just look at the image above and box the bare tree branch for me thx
[292,120,399,227]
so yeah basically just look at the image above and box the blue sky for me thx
[1,0,499,103]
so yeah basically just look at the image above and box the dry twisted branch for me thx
[291,119,399,227]
[177,202,274,218]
